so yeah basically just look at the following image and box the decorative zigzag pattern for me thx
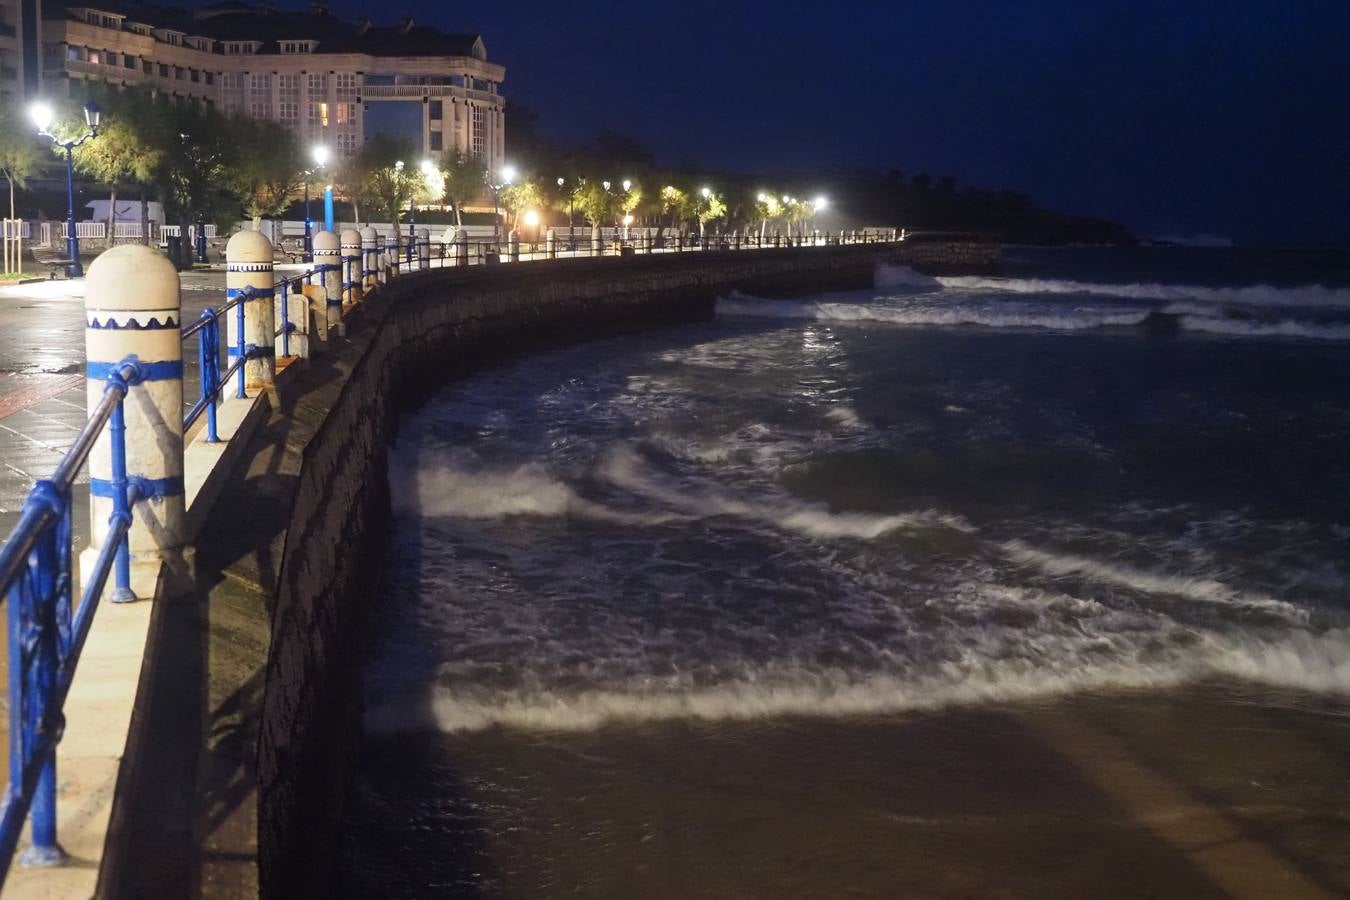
[86,315,180,330]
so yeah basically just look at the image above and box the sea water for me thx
[334,247,1350,897]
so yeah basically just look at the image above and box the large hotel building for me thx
[0,0,506,169]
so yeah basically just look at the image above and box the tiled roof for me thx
[48,0,486,58]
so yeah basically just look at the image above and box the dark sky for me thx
[342,0,1349,245]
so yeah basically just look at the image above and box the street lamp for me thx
[304,143,329,256]
[489,164,516,244]
[32,100,100,277]
[622,179,632,192]
[406,158,433,264]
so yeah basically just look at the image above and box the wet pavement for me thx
[0,269,227,542]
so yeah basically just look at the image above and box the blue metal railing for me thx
[0,359,147,886]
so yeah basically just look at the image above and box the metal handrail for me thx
[0,358,145,886]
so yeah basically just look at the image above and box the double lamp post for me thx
[29,101,101,278]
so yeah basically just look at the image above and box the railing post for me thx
[454,228,468,267]
[545,228,557,260]
[82,245,188,602]
[591,225,601,257]
[313,230,341,340]
[417,228,430,271]
[508,229,520,263]
[376,233,389,285]
[226,230,277,400]
[360,227,378,291]
[340,228,362,325]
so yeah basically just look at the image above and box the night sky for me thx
[337,0,1347,244]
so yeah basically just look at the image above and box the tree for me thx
[575,180,614,228]
[64,89,162,244]
[696,191,726,239]
[439,151,486,227]
[230,118,304,226]
[155,101,239,246]
[353,136,427,227]
[499,177,544,231]
[659,185,689,234]
[618,184,643,224]
[0,109,43,220]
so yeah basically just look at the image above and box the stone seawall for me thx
[99,245,900,899]
[895,238,1002,273]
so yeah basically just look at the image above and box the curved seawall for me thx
[99,245,910,898]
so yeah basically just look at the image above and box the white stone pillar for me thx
[275,272,311,360]
[225,230,276,398]
[546,228,556,259]
[83,245,187,600]
[591,225,601,256]
[340,228,362,319]
[455,228,468,266]
[360,226,378,291]
[417,228,430,271]
[376,233,389,285]
[313,229,342,339]
[508,229,520,262]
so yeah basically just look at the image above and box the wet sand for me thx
[335,680,1350,898]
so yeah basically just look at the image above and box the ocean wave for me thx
[717,296,1151,331]
[1177,316,1350,341]
[390,458,686,526]
[1000,540,1306,621]
[875,263,941,289]
[936,275,1350,308]
[598,445,974,538]
[364,629,1350,734]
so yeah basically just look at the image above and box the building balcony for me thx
[359,83,499,104]
[56,57,146,82]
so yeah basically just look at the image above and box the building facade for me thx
[0,0,43,102]
[36,0,506,171]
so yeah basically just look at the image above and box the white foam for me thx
[717,296,1150,331]
[365,629,1350,734]
[1177,316,1350,341]
[599,445,974,538]
[937,275,1350,309]
[875,263,940,289]
[824,405,866,429]
[391,459,685,526]
[1000,540,1306,621]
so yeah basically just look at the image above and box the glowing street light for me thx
[31,99,100,276]
[756,192,767,203]
[28,102,54,133]
[622,179,632,192]
[602,180,611,191]
[813,196,828,211]
[303,144,330,256]
[701,186,712,198]
[501,163,518,184]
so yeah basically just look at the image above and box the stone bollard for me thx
[509,230,520,262]
[455,228,468,267]
[313,229,342,340]
[340,228,362,322]
[546,228,557,259]
[675,233,683,252]
[417,228,431,271]
[274,273,311,360]
[83,245,189,601]
[360,227,378,291]
[591,225,602,257]
[226,230,277,403]
[376,233,389,285]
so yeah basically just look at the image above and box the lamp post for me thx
[305,144,329,257]
[490,164,516,245]
[700,186,712,242]
[31,100,100,277]
[558,176,581,248]
[408,158,432,265]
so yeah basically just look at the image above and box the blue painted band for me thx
[227,346,277,358]
[91,475,184,498]
[226,287,276,299]
[87,360,182,381]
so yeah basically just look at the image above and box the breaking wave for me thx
[935,274,1350,309]
[717,294,1151,331]
[366,628,1350,734]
